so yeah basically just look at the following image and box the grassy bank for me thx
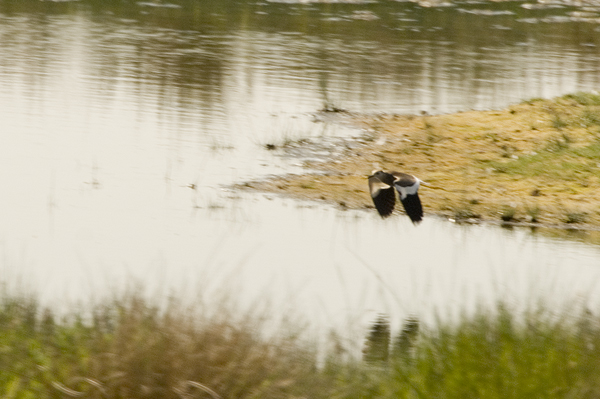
[244,93,600,230]
[3,290,600,398]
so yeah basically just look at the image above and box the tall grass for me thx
[0,291,320,399]
[338,303,600,398]
[2,290,600,398]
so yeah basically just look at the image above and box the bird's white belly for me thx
[394,181,420,199]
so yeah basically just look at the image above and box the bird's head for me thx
[369,170,384,178]
[368,163,383,178]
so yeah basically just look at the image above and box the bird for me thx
[368,170,424,223]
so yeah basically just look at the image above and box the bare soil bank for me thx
[241,93,600,231]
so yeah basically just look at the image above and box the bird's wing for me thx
[399,193,423,224]
[368,175,396,218]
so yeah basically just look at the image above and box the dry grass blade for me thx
[51,381,85,397]
[73,377,107,395]
[173,380,222,399]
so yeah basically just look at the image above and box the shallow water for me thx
[2,0,600,333]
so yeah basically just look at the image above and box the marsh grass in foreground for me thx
[3,291,600,398]
[0,291,321,399]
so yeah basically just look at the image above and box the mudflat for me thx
[242,93,600,229]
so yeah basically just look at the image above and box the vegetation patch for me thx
[0,290,319,399]
[483,140,600,181]
[3,290,600,398]
[241,93,600,230]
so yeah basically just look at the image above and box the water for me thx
[2,0,600,332]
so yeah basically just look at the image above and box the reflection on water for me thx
[1,0,600,330]
[4,195,600,329]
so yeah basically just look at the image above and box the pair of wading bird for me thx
[367,170,427,224]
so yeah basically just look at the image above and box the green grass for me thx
[3,290,600,398]
[500,205,517,222]
[481,93,600,180]
[483,139,600,181]
[412,304,600,398]
[564,92,600,106]
[525,203,541,222]
[580,108,600,128]
[352,303,600,399]
[565,211,588,224]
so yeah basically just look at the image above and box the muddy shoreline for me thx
[239,93,600,233]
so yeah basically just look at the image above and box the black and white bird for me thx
[368,170,424,223]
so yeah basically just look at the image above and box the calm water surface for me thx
[2,0,600,331]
